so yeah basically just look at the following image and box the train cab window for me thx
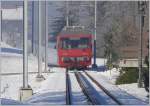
[79,38,89,49]
[61,37,90,49]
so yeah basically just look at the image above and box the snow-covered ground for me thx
[0,43,48,100]
[0,53,51,100]
[91,58,148,103]
[0,43,148,104]
[26,70,66,105]
[1,54,39,74]
[1,73,50,100]
[97,67,149,103]
[86,71,148,104]
[118,83,149,102]
[99,68,120,84]
[1,42,13,48]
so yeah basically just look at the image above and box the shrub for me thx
[116,67,139,85]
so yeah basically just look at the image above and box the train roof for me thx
[58,26,91,36]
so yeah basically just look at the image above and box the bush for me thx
[116,67,139,85]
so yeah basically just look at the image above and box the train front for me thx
[57,35,92,70]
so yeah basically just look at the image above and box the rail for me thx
[75,72,101,105]
[66,69,72,105]
[84,71,123,105]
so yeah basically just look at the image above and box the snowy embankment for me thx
[1,73,50,100]
[86,71,147,104]
[1,53,51,100]
[93,58,148,103]
[0,42,49,100]
[1,54,39,74]
[0,42,61,101]
[0,42,22,56]
[99,68,148,102]
[26,69,66,105]
[117,83,148,102]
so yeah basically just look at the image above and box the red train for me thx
[57,26,92,70]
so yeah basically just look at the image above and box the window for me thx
[61,37,90,49]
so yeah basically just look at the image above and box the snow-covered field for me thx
[1,54,39,74]
[118,83,149,102]
[0,53,51,100]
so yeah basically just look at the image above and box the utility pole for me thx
[0,3,3,41]
[37,1,44,80]
[38,0,42,77]
[45,1,48,72]
[137,1,146,88]
[92,0,98,69]
[32,1,39,56]
[66,1,69,27]
[0,1,2,98]
[0,7,2,42]
[20,0,33,101]
[32,1,34,54]
[23,0,28,89]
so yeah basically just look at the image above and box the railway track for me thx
[75,72,101,105]
[66,69,72,105]
[84,71,123,105]
[66,70,123,105]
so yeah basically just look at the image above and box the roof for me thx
[58,26,90,36]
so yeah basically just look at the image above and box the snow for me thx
[26,69,66,105]
[1,74,50,100]
[118,83,149,102]
[100,69,149,103]
[0,46,49,100]
[47,48,58,65]
[1,54,40,74]
[91,58,107,66]
[0,52,50,100]
[86,71,147,105]
[1,42,13,48]
[91,59,148,103]
[82,72,117,105]
[2,8,23,20]
[35,69,66,94]
[99,68,120,84]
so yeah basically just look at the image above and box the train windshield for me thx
[61,37,90,49]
